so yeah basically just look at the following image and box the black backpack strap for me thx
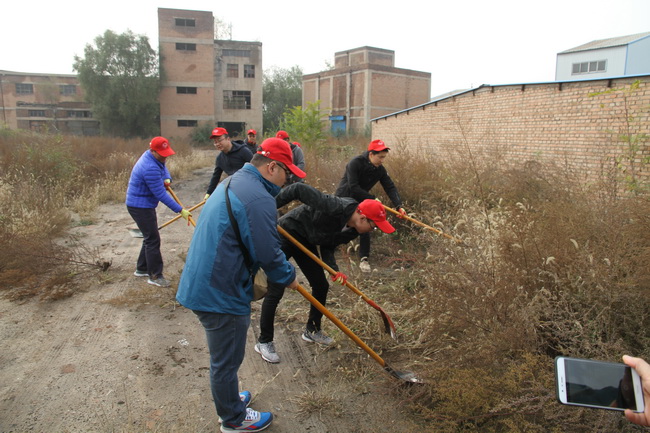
[224,177,253,273]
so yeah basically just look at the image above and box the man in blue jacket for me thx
[204,127,253,201]
[176,137,306,432]
[125,136,191,288]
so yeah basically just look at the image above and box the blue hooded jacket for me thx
[176,163,296,315]
[125,150,182,212]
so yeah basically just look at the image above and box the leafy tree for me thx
[189,122,215,147]
[263,66,303,134]
[278,101,327,150]
[73,30,160,138]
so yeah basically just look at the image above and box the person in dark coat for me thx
[254,183,395,364]
[275,130,305,184]
[204,127,253,201]
[244,129,258,154]
[335,139,406,272]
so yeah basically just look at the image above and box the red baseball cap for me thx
[292,141,301,147]
[276,130,289,140]
[149,136,175,157]
[247,129,257,135]
[257,138,306,179]
[357,200,395,234]
[368,139,390,152]
[210,127,228,138]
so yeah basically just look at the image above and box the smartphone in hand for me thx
[555,356,645,412]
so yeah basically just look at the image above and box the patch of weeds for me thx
[290,388,344,419]
[105,285,177,308]
[77,218,95,226]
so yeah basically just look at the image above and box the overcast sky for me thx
[2,0,649,98]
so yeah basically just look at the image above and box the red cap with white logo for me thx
[357,200,395,233]
[150,136,175,157]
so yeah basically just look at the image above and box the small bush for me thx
[0,130,211,295]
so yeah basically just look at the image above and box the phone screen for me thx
[563,358,638,410]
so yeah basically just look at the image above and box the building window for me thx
[60,85,77,95]
[176,87,197,94]
[28,110,46,117]
[227,64,239,78]
[244,65,255,78]
[175,18,196,27]
[178,120,198,127]
[223,90,251,110]
[176,43,197,51]
[67,111,92,118]
[16,83,34,95]
[222,49,251,57]
[571,60,607,75]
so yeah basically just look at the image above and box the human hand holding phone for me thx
[623,355,650,427]
[555,356,645,413]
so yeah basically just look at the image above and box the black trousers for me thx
[359,232,371,259]
[127,206,163,279]
[258,234,330,343]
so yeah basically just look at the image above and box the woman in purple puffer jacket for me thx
[126,136,190,287]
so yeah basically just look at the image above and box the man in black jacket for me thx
[244,128,258,154]
[335,139,406,272]
[204,127,253,200]
[254,183,395,364]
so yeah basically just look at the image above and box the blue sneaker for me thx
[218,391,252,424]
[239,390,252,406]
[220,407,272,432]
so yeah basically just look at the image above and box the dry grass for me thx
[2,128,648,432]
[299,137,650,432]
[0,129,211,298]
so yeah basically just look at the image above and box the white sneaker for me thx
[302,329,334,346]
[359,258,371,273]
[254,342,280,363]
[147,276,170,287]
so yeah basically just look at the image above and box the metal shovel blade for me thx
[294,283,423,384]
[384,364,423,384]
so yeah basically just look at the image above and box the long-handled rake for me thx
[277,225,397,339]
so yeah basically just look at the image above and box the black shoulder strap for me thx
[224,177,253,272]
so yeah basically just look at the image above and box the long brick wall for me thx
[371,76,650,187]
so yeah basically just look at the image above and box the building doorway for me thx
[218,122,246,139]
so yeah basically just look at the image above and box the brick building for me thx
[302,46,431,134]
[0,71,99,135]
[158,8,262,140]
[370,75,650,186]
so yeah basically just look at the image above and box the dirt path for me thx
[0,166,421,433]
